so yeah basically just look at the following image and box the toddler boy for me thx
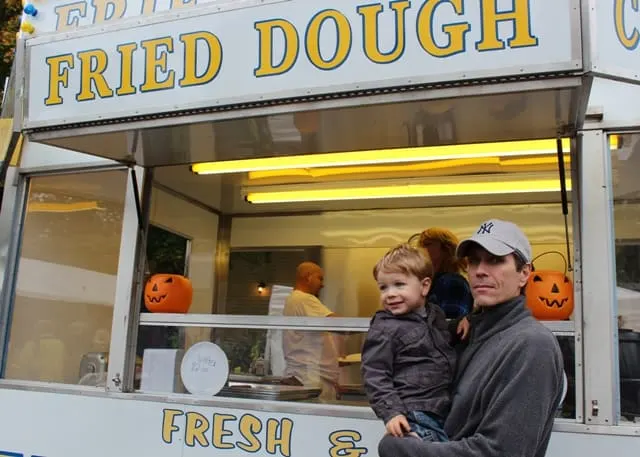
[362,244,461,442]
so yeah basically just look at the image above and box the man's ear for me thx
[519,263,532,288]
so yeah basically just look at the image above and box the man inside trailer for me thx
[378,219,564,457]
[282,261,342,402]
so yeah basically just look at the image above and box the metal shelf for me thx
[139,313,576,335]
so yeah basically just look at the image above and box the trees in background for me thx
[0,0,22,103]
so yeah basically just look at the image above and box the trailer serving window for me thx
[112,108,582,421]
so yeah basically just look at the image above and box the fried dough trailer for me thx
[0,0,639,456]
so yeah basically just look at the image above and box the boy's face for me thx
[376,270,431,315]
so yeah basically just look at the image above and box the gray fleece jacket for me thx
[378,295,563,457]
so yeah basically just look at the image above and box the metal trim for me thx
[553,420,640,436]
[124,167,153,392]
[106,166,152,392]
[578,129,619,426]
[580,0,596,74]
[543,321,576,334]
[0,379,377,419]
[18,163,127,176]
[21,42,31,129]
[228,199,575,219]
[570,135,585,424]
[10,39,25,131]
[569,0,585,65]
[23,73,585,136]
[0,380,636,435]
[140,314,372,332]
[570,75,594,131]
[139,313,574,335]
[0,174,29,376]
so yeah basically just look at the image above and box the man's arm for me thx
[361,327,406,423]
[378,332,563,457]
[303,296,336,317]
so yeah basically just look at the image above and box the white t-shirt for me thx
[282,290,339,388]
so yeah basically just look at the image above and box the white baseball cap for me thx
[456,219,532,263]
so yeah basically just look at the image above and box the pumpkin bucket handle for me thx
[530,250,568,275]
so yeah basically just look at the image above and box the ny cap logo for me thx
[477,222,494,235]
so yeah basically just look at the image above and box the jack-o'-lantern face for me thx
[144,274,193,313]
[526,271,574,320]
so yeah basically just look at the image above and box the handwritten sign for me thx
[180,342,229,395]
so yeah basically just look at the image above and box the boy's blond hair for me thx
[373,243,434,281]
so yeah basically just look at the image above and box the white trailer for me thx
[0,0,639,455]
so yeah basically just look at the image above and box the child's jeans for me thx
[406,411,449,442]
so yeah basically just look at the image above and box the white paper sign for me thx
[180,342,229,395]
[265,284,293,376]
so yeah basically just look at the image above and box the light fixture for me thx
[191,135,621,175]
[257,281,266,294]
[192,138,574,175]
[243,173,572,204]
[246,155,571,181]
[192,136,619,176]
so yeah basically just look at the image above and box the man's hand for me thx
[457,317,471,340]
[385,414,411,437]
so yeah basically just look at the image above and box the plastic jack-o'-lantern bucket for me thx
[526,251,574,321]
[144,274,193,313]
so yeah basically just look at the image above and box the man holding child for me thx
[363,219,564,457]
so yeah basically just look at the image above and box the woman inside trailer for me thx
[419,227,474,319]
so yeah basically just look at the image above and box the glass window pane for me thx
[611,133,640,422]
[3,170,127,384]
[226,205,575,320]
[145,132,580,419]
[136,224,191,380]
[135,325,577,418]
[136,325,369,406]
[556,334,576,419]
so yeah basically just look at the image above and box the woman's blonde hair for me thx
[419,227,467,274]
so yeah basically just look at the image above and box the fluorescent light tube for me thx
[243,174,572,204]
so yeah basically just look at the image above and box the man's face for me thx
[306,268,324,296]
[467,246,530,307]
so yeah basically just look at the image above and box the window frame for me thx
[0,164,133,384]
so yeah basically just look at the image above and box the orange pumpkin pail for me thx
[144,274,193,314]
[525,251,574,321]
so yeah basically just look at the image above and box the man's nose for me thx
[473,263,489,276]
